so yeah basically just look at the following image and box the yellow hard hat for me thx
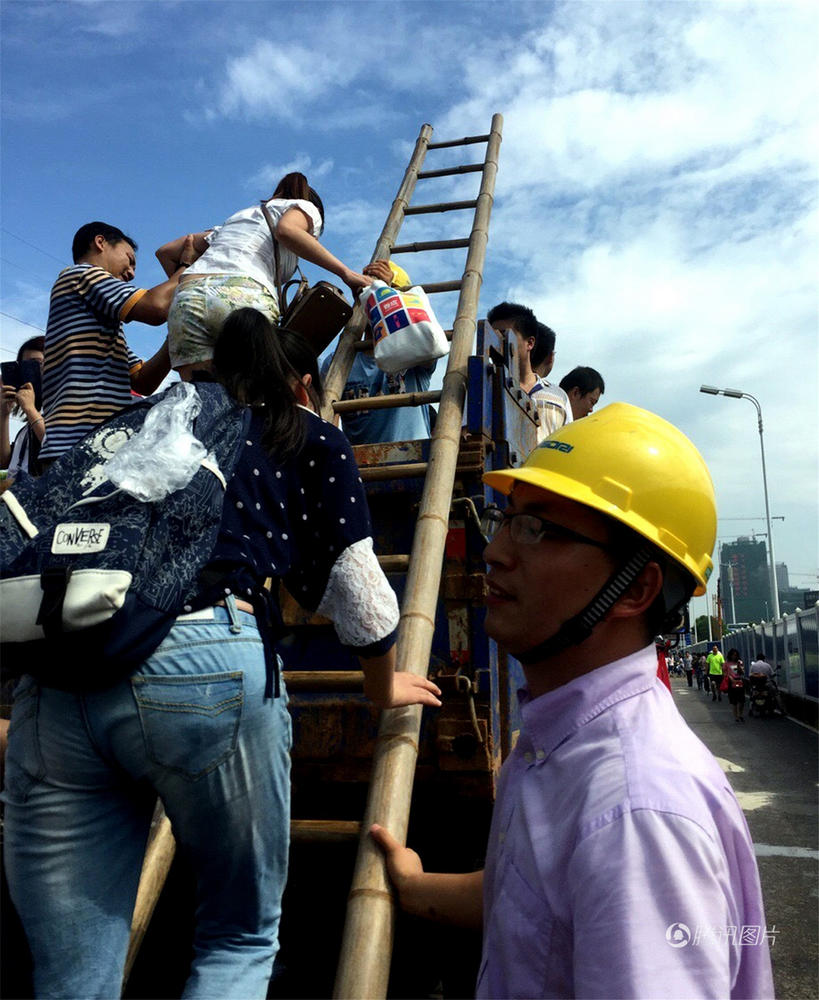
[483,402,716,595]
[387,261,411,288]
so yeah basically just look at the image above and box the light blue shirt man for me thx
[321,353,435,444]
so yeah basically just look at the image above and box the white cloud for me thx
[209,38,361,122]
[247,156,334,191]
[202,7,481,127]
[73,0,147,38]
[438,1,817,194]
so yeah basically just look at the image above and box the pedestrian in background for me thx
[725,649,746,723]
[707,643,724,702]
[694,653,705,691]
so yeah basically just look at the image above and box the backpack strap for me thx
[200,457,227,490]
[260,199,307,313]
[1,490,39,538]
[36,565,73,638]
[261,200,284,305]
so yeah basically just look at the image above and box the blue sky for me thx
[1,0,817,618]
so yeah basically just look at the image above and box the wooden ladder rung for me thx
[391,239,470,253]
[291,820,361,843]
[427,133,490,149]
[360,462,428,482]
[333,390,441,415]
[419,280,462,294]
[357,441,486,483]
[378,554,410,572]
[417,164,483,179]
[283,670,364,691]
[405,200,478,215]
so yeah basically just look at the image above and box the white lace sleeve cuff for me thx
[316,537,399,648]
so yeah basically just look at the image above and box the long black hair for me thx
[276,326,324,413]
[213,309,307,460]
[269,171,325,228]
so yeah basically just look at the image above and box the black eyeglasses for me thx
[480,504,609,549]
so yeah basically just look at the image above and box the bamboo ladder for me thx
[122,114,503,995]
[325,114,503,1000]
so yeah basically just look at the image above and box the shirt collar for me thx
[517,644,659,761]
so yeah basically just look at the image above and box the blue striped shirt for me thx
[40,264,146,461]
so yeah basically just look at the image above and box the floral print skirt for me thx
[168,274,280,368]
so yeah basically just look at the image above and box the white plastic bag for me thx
[360,280,449,374]
[104,382,216,501]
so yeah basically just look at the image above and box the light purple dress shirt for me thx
[476,645,774,999]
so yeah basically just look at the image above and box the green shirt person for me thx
[706,645,725,701]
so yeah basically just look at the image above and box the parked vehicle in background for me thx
[748,668,785,719]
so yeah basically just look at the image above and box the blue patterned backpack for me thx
[0,380,250,689]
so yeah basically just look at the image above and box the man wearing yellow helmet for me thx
[372,403,773,999]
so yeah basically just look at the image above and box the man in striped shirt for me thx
[487,302,573,443]
[40,222,196,463]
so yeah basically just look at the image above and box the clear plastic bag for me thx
[105,382,217,501]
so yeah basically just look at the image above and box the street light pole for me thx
[726,563,737,625]
[717,540,738,626]
[700,385,781,618]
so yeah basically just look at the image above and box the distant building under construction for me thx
[721,537,771,623]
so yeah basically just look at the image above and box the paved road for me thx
[672,677,818,1000]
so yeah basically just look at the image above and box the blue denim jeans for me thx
[2,601,291,999]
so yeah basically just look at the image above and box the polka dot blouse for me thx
[193,407,397,656]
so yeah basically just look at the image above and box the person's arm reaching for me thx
[126,235,198,325]
[363,259,393,284]
[275,207,370,295]
[155,232,211,278]
[358,645,441,710]
[130,340,171,396]
[370,824,484,928]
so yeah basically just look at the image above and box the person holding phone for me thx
[1,336,46,479]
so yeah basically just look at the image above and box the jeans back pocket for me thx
[132,672,243,780]
[1,676,46,803]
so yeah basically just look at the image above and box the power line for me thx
[1,228,67,266]
[0,255,56,283]
[1,256,30,273]
[0,310,46,333]
[720,516,785,522]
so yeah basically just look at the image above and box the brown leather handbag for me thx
[261,201,353,355]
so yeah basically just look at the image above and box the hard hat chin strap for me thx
[515,546,655,665]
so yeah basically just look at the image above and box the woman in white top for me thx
[159,172,371,379]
